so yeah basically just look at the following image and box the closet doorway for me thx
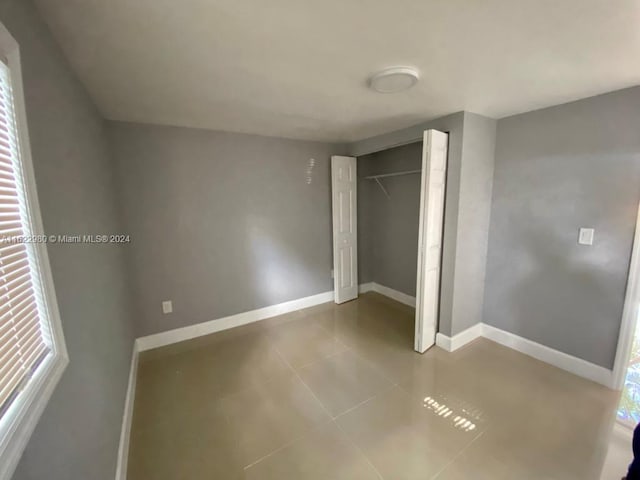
[331,129,449,353]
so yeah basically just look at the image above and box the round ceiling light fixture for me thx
[368,66,420,93]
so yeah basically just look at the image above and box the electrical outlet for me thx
[162,300,173,314]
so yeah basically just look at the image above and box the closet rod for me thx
[363,169,421,199]
[363,169,421,180]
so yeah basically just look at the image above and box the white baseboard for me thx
[436,323,483,352]
[436,322,614,388]
[359,282,416,307]
[481,323,614,388]
[115,344,139,480]
[136,290,335,351]
[138,284,415,352]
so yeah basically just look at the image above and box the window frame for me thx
[0,22,68,480]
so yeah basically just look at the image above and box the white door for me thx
[331,156,358,304]
[415,130,448,353]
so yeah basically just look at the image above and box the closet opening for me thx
[331,129,449,353]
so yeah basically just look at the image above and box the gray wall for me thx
[483,86,640,369]
[2,0,137,479]
[451,113,496,334]
[110,122,341,337]
[358,142,422,297]
[350,112,495,337]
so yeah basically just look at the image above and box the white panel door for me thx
[331,156,358,304]
[415,130,449,353]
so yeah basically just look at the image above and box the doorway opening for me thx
[330,129,449,354]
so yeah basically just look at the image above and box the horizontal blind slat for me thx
[0,362,26,408]
[0,268,31,292]
[0,228,25,239]
[0,187,18,198]
[0,276,30,304]
[0,318,39,353]
[0,243,27,257]
[0,256,29,275]
[0,314,37,348]
[0,345,25,383]
[16,325,41,352]
[0,249,29,268]
[0,279,31,305]
[0,300,37,328]
[0,205,20,215]
[0,213,20,223]
[0,334,17,363]
[0,343,47,410]
[0,289,34,319]
[0,173,17,184]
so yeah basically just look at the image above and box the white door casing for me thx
[415,130,449,353]
[331,156,358,304]
[612,202,640,390]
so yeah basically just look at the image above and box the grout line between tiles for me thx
[331,336,402,387]
[331,417,386,480]
[212,335,351,407]
[430,430,486,480]
[291,343,349,371]
[270,343,386,480]
[332,382,397,420]
[241,421,332,471]
[306,307,412,389]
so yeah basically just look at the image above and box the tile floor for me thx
[128,293,626,480]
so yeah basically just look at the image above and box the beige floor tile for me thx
[349,335,427,380]
[217,374,332,466]
[298,349,393,417]
[128,394,244,479]
[397,343,521,423]
[267,319,348,368]
[435,422,615,480]
[170,331,294,398]
[128,294,624,480]
[431,432,532,480]
[242,423,381,480]
[336,386,484,480]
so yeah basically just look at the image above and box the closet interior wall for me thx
[357,142,423,298]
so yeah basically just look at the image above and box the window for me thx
[0,24,67,480]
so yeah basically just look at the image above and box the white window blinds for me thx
[0,60,50,419]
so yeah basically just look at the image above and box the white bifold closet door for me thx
[331,156,358,304]
[415,130,449,353]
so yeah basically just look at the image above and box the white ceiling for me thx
[34,0,640,143]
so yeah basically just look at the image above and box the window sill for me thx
[0,351,68,480]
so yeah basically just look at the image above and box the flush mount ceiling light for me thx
[369,66,420,93]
